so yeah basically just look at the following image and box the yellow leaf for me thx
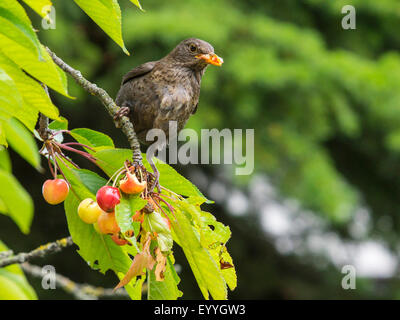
[21,0,52,18]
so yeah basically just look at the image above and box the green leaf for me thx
[0,65,37,132]
[167,200,227,300]
[147,256,183,300]
[61,165,133,274]
[0,67,25,125]
[0,123,7,147]
[21,0,52,18]
[0,66,39,131]
[143,211,173,253]
[128,0,143,11]
[177,198,237,291]
[217,247,237,291]
[115,195,146,253]
[0,168,33,234]
[49,116,68,131]
[120,274,145,300]
[95,148,133,177]
[0,52,59,120]
[73,0,129,55]
[0,240,37,300]
[199,210,231,245]
[71,128,114,151]
[0,2,69,96]
[0,1,43,58]
[73,168,107,195]
[0,146,11,172]
[144,156,209,202]
[3,118,40,169]
[115,196,146,237]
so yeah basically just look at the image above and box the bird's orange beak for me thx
[196,53,224,67]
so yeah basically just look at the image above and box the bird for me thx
[115,38,223,144]
[115,38,223,188]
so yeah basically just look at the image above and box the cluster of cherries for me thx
[42,168,150,246]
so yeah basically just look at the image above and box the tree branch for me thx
[37,85,51,141]
[45,47,142,164]
[0,237,73,268]
[38,113,50,141]
[21,263,131,300]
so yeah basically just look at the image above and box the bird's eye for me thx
[189,44,197,52]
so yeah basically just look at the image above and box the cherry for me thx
[96,186,120,212]
[42,179,69,205]
[78,198,103,224]
[119,171,146,195]
[111,234,129,246]
[97,211,120,235]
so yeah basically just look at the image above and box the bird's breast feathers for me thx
[160,84,192,110]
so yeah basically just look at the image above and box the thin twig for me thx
[45,47,143,165]
[0,250,13,259]
[21,263,131,300]
[0,237,74,268]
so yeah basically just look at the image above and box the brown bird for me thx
[115,38,223,144]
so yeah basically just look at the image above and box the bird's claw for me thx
[114,107,130,121]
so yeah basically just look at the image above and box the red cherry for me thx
[111,234,129,246]
[119,171,146,195]
[42,179,69,205]
[96,186,120,212]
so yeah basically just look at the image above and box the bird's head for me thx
[167,38,224,70]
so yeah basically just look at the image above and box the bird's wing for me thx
[121,61,157,85]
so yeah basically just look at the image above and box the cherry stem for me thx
[62,142,96,152]
[47,154,56,179]
[57,143,95,160]
[112,169,127,188]
[46,143,58,179]
[153,194,176,215]
[160,186,183,200]
[154,201,170,221]
[159,193,180,203]
[56,143,100,168]
[49,130,70,139]
[156,196,177,222]
[60,154,80,169]
[106,166,126,186]
[55,154,81,200]
[53,156,70,186]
